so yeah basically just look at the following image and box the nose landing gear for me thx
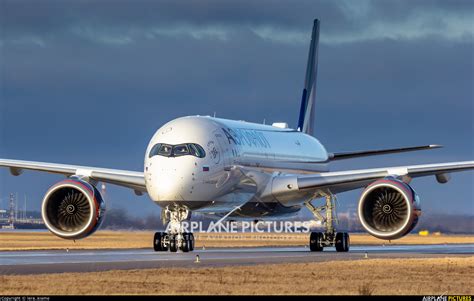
[153,205,195,252]
[305,195,350,252]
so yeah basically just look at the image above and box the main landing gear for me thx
[153,205,195,252]
[305,195,350,252]
[153,231,194,252]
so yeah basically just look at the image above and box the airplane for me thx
[1,19,473,253]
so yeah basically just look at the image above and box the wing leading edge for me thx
[2,158,473,200]
[0,158,146,193]
[328,144,442,161]
[294,161,474,195]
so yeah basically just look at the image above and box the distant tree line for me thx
[101,208,164,230]
[100,208,474,234]
[11,208,473,234]
[100,209,215,230]
[325,213,474,234]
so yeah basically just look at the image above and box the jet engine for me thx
[41,178,106,239]
[358,177,421,240]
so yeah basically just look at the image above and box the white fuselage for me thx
[144,116,328,217]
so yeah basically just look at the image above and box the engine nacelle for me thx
[41,178,106,239]
[358,177,421,240]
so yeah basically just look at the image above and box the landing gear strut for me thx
[153,205,195,252]
[305,195,350,252]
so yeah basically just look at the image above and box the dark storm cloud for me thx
[2,0,472,46]
[1,0,340,31]
[0,0,472,216]
[2,0,472,27]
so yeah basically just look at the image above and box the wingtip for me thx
[429,144,443,149]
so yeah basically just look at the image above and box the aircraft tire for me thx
[335,232,350,252]
[153,232,164,251]
[181,233,190,252]
[189,233,195,251]
[169,235,178,252]
[309,232,324,251]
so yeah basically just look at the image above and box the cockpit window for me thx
[158,144,173,156]
[149,143,206,158]
[189,143,206,158]
[172,144,189,157]
[149,143,162,158]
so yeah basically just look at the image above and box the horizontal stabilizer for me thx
[328,145,442,161]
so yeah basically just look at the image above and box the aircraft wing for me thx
[290,161,474,195]
[0,158,146,193]
[328,144,442,161]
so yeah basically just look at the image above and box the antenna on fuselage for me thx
[213,112,216,118]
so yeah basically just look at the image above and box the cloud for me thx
[71,26,135,45]
[1,0,472,47]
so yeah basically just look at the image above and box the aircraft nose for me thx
[148,158,200,202]
[155,171,186,200]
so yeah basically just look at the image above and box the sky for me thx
[0,0,473,219]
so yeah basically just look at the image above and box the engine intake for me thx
[41,179,105,239]
[358,178,420,240]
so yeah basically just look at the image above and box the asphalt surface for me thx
[0,244,472,275]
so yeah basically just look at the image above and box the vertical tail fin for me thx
[297,19,320,136]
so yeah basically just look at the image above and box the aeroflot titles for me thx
[221,127,271,149]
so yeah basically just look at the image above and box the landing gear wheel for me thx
[181,234,190,252]
[180,233,195,252]
[335,232,350,252]
[153,232,165,252]
[309,232,324,252]
[188,233,195,251]
[169,235,178,252]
